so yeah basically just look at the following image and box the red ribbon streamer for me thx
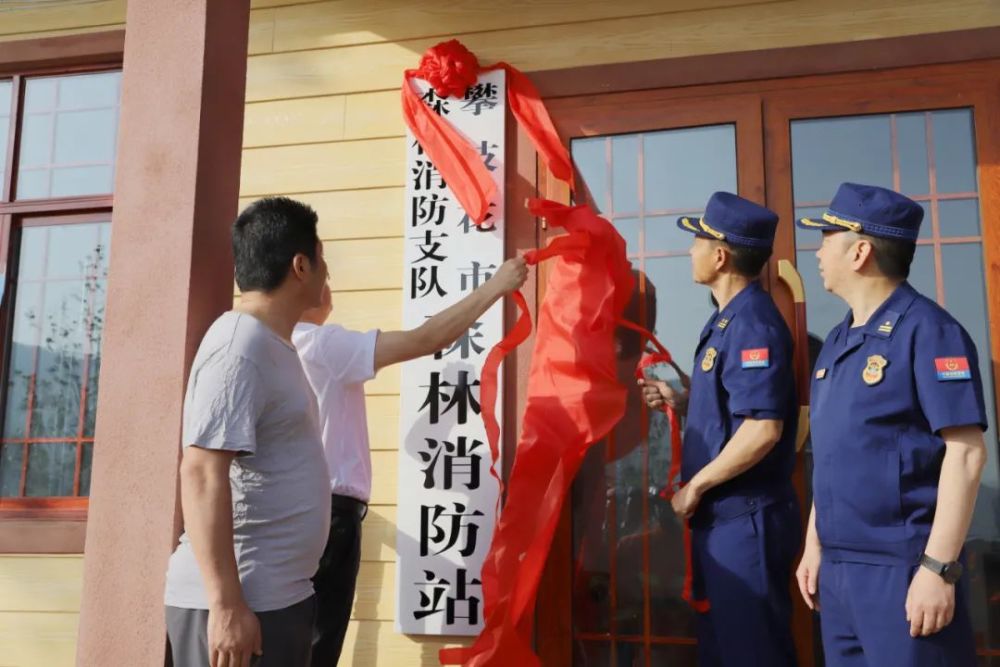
[441,200,632,666]
[402,40,574,226]
[634,351,710,613]
[404,38,704,665]
[477,289,531,506]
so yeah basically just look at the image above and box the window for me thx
[0,69,121,515]
[568,126,738,665]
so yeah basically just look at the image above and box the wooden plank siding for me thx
[0,555,82,667]
[3,0,1000,665]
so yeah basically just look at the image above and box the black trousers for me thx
[310,494,365,667]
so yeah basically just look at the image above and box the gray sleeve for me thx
[181,353,265,455]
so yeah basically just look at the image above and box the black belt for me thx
[330,493,368,521]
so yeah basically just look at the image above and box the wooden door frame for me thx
[535,93,767,667]
[763,65,1000,395]
[513,47,1000,667]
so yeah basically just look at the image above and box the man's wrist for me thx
[919,552,963,584]
[207,582,246,609]
[688,474,710,496]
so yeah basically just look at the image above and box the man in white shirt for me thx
[294,257,528,666]
[165,197,330,667]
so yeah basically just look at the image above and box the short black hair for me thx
[862,234,916,280]
[723,242,772,278]
[233,197,319,292]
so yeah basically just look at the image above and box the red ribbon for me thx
[402,40,574,226]
[405,38,706,665]
[441,200,632,666]
[477,289,531,507]
[633,351,710,613]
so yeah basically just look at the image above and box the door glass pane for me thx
[791,115,893,203]
[0,221,111,498]
[939,199,980,238]
[791,108,997,663]
[16,71,121,200]
[643,126,737,213]
[569,125,735,665]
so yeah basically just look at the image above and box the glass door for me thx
[535,93,772,667]
[764,74,1000,666]
[533,61,1000,667]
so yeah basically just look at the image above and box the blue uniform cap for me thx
[676,192,778,249]
[796,182,923,242]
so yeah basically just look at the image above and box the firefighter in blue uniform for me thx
[795,182,988,666]
[640,192,800,667]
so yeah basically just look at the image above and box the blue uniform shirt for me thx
[684,281,798,519]
[810,281,988,565]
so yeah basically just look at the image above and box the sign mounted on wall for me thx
[396,68,506,637]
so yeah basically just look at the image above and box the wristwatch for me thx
[920,553,964,584]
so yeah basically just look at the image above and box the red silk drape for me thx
[401,40,574,226]
[441,199,634,666]
[400,39,702,665]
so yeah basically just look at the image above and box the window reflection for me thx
[0,222,110,498]
[569,125,736,665]
[16,71,121,200]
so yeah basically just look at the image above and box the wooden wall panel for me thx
[368,450,399,506]
[239,188,404,240]
[0,556,83,667]
[245,0,1000,101]
[361,506,398,562]
[353,561,395,621]
[340,620,470,667]
[0,1,125,38]
[324,237,403,291]
[367,395,401,451]
[0,611,78,667]
[243,95,347,147]
[269,0,766,51]
[0,555,83,613]
[330,289,402,331]
[240,138,404,194]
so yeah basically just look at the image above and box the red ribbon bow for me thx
[418,39,480,98]
[402,40,575,225]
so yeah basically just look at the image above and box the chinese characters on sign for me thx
[397,70,506,636]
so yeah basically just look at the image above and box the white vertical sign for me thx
[396,70,506,636]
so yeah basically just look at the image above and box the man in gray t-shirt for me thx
[164,198,330,667]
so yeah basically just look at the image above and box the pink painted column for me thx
[76,1,250,664]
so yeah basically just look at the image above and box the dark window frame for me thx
[0,32,122,540]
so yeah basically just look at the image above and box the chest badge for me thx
[701,347,718,372]
[862,354,888,386]
[815,368,827,380]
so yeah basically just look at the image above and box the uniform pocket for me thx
[884,443,904,526]
[857,448,904,527]
[838,445,903,537]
